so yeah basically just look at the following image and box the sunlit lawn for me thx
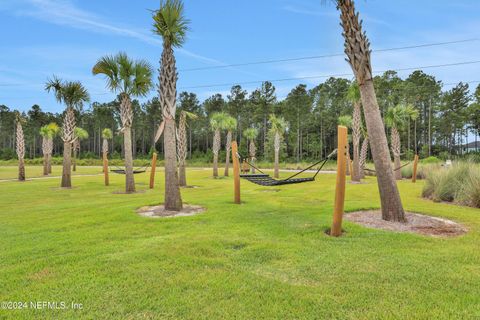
[0,166,479,319]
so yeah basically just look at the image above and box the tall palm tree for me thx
[45,76,90,188]
[385,104,419,180]
[347,82,362,182]
[72,127,88,172]
[177,111,197,186]
[335,0,406,221]
[223,116,237,177]
[92,52,153,193]
[243,128,259,174]
[210,112,228,178]
[16,114,25,181]
[269,114,288,178]
[153,0,189,210]
[338,115,352,176]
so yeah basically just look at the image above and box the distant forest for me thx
[1,70,479,162]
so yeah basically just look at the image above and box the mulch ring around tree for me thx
[345,210,467,237]
[137,204,205,218]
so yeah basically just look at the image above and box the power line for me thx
[180,38,480,72]
[179,60,480,90]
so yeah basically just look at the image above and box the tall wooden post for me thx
[412,154,419,183]
[232,141,241,204]
[331,126,348,237]
[103,153,109,186]
[149,152,157,189]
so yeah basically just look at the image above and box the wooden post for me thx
[103,153,109,186]
[232,141,241,204]
[412,154,419,183]
[149,152,157,189]
[331,126,348,237]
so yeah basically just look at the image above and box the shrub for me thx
[421,156,442,164]
[422,161,480,208]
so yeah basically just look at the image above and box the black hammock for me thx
[111,164,149,175]
[238,150,337,186]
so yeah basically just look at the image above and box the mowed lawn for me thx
[0,166,479,319]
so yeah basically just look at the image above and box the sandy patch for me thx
[137,204,205,218]
[345,210,467,237]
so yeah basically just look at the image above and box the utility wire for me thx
[180,38,480,72]
[179,60,480,90]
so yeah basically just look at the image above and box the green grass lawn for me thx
[0,166,479,319]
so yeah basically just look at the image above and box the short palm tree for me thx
[243,128,259,174]
[177,111,197,186]
[269,114,288,178]
[40,125,52,175]
[347,82,362,182]
[15,114,26,181]
[223,116,237,177]
[338,115,353,176]
[153,0,189,210]
[102,128,113,184]
[385,104,419,180]
[72,127,88,172]
[210,112,228,178]
[46,123,60,174]
[359,129,369,179]
[92,52,153,193]
[45,76,90,188]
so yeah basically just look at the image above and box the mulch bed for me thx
[137,204,205,218]
[345,210,467,237]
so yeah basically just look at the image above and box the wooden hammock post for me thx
[412,154,419,183]
[232,141,241,204]
[103,153,109,186]
[149,152,157,189]
[331,126,348,237]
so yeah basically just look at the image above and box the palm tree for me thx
[338,115,352,176]
[152,0,189,210]
[385,104,419,180]
[102,128,113,184]
[347,82,362,182]
[223,116,237,177]
[45,76,90,188]
[40,125,52,176]
[16,114,25,181]
[210,112,228,178]
[335,0,406,221]
[72,127,88,172]
[46,123,60,174]
[359,130,369,179]
[269,114,288,178]
[177,111,197,186]
[92,52,153,193]
[243,128,259,174]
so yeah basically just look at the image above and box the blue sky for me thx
[1,0,479,113]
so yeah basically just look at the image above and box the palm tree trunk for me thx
[359,137,369,179]
[18,158,25,181]
[72,143,77,172]
[179,163,187,187]
[61,141,72,188]
[213,129,220,177]
[123,127,135,193]
[47,152,52,174]
[391,127,402,180]
[352,102,361,182]
[338,0,405,221]
[224,131,232,176]
[346,143,351,176]
[274,132,280,178]
[164,118,182,210]
[249,140,256,174]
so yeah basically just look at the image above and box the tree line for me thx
[1,70,478,162]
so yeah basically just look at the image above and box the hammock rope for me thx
[364,161,412,174]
